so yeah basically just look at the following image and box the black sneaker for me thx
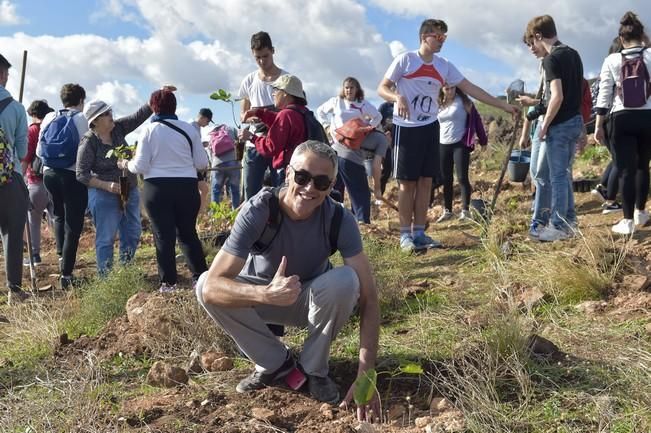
[602,202,623,214]
[591,184,608,203]
[7,288,31,305]
[60,275,74,290]
[236,352,295,393]
[307,374,340,404]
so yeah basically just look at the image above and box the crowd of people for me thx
[1,10,650,420]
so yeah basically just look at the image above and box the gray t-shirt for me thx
[332,130,389,166]
[223,188,363,282]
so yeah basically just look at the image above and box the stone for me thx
[146,361,188,388]
[415,416,433,428]
[125,293,175,338]
[645,323,651,335]
[199,350,233,372]
[251,407,275,421]
[355,422,377,433]
[187,352,204,374]
[210,356,234,371]
[527,334,560,358]
[575,301,607,315]
[518,287,546,310]
[430,397,452,415]
[623,274,650,292]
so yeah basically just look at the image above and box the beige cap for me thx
[271,74,305,99]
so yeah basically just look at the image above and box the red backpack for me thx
[619,47,651,108]
[208,125,235,156]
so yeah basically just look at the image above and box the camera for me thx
[526,102,547,121]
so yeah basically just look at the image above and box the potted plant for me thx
[105,143,136,211]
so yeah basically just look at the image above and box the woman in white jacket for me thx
[124,89,209,292]
[594,11,651,235]
[316,77,388,223]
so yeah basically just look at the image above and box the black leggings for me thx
[143,178,207,284]
[43,169,88,276]
[609,110,651,219]
[440,141,471,211]
[598,118,620,201]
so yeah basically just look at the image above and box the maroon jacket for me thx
[254,104,306,169]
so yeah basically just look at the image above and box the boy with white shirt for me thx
[238,31,288,201]
[378,19,518,252]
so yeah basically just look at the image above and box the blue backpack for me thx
[39,110,80,168]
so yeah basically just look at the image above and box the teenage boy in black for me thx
[524,15,584,242]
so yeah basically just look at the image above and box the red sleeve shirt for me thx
[22,123,41,184]
[254,105,306,169]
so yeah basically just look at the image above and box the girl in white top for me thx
[437,85,480,222]
[316,77,388,223]
[594,11,651,235]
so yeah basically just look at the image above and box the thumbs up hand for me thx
[264,256,301,306]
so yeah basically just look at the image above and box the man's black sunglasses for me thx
[290,166,332,191]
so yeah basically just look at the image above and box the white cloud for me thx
[1,0,395,124]
[0,0,24,25]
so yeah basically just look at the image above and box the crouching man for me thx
[196,140,380,419]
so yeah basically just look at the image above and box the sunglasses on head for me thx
[423,32,447,42]
[290,166,332,191]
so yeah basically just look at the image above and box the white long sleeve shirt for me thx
[128,119,209,179]
[316,97,381,143]
[596,46,651,113]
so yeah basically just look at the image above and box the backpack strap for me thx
[0,97,13,115]
[154,119,193,156]
[329,201,343,256]
[251,186,283,254]
[251,188,343,256]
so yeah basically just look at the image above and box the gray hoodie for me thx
[0,85,28,171]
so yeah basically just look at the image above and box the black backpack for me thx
[251,186,343,256]
[287,106,329,144]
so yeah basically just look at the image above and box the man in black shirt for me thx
[524,15,584,242]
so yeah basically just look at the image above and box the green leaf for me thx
[399,363,424,375]
[353,369,377,406]
[105,150,115,159]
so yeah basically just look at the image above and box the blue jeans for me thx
[211,161,241,208]
[530,123,551,226]
[88,186,141,276]
[243,147,279,201]
[336,157,371,223]
[545,115,582,230]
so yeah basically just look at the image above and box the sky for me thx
[0,0,650,141]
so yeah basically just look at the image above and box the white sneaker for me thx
[538,226,569,242]
[612,219,634,235]
[459,210,472,221]
[634,209,649,227]
[436,209,453,223]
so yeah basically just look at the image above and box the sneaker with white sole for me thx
[591,184,608,203]
[413,233,442,249]
[7,288,31,305]
[538,226,569,242]
[436,209,453,223]
[634,209,649,227]
[159,283,178,293]
[529,222,545,239]
[400,235,416,253]
[236,352,295,393]
[602,202,623,214]
[612,218,634,235]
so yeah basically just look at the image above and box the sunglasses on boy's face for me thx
[290,166,332,191]
[423,32,447,42]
